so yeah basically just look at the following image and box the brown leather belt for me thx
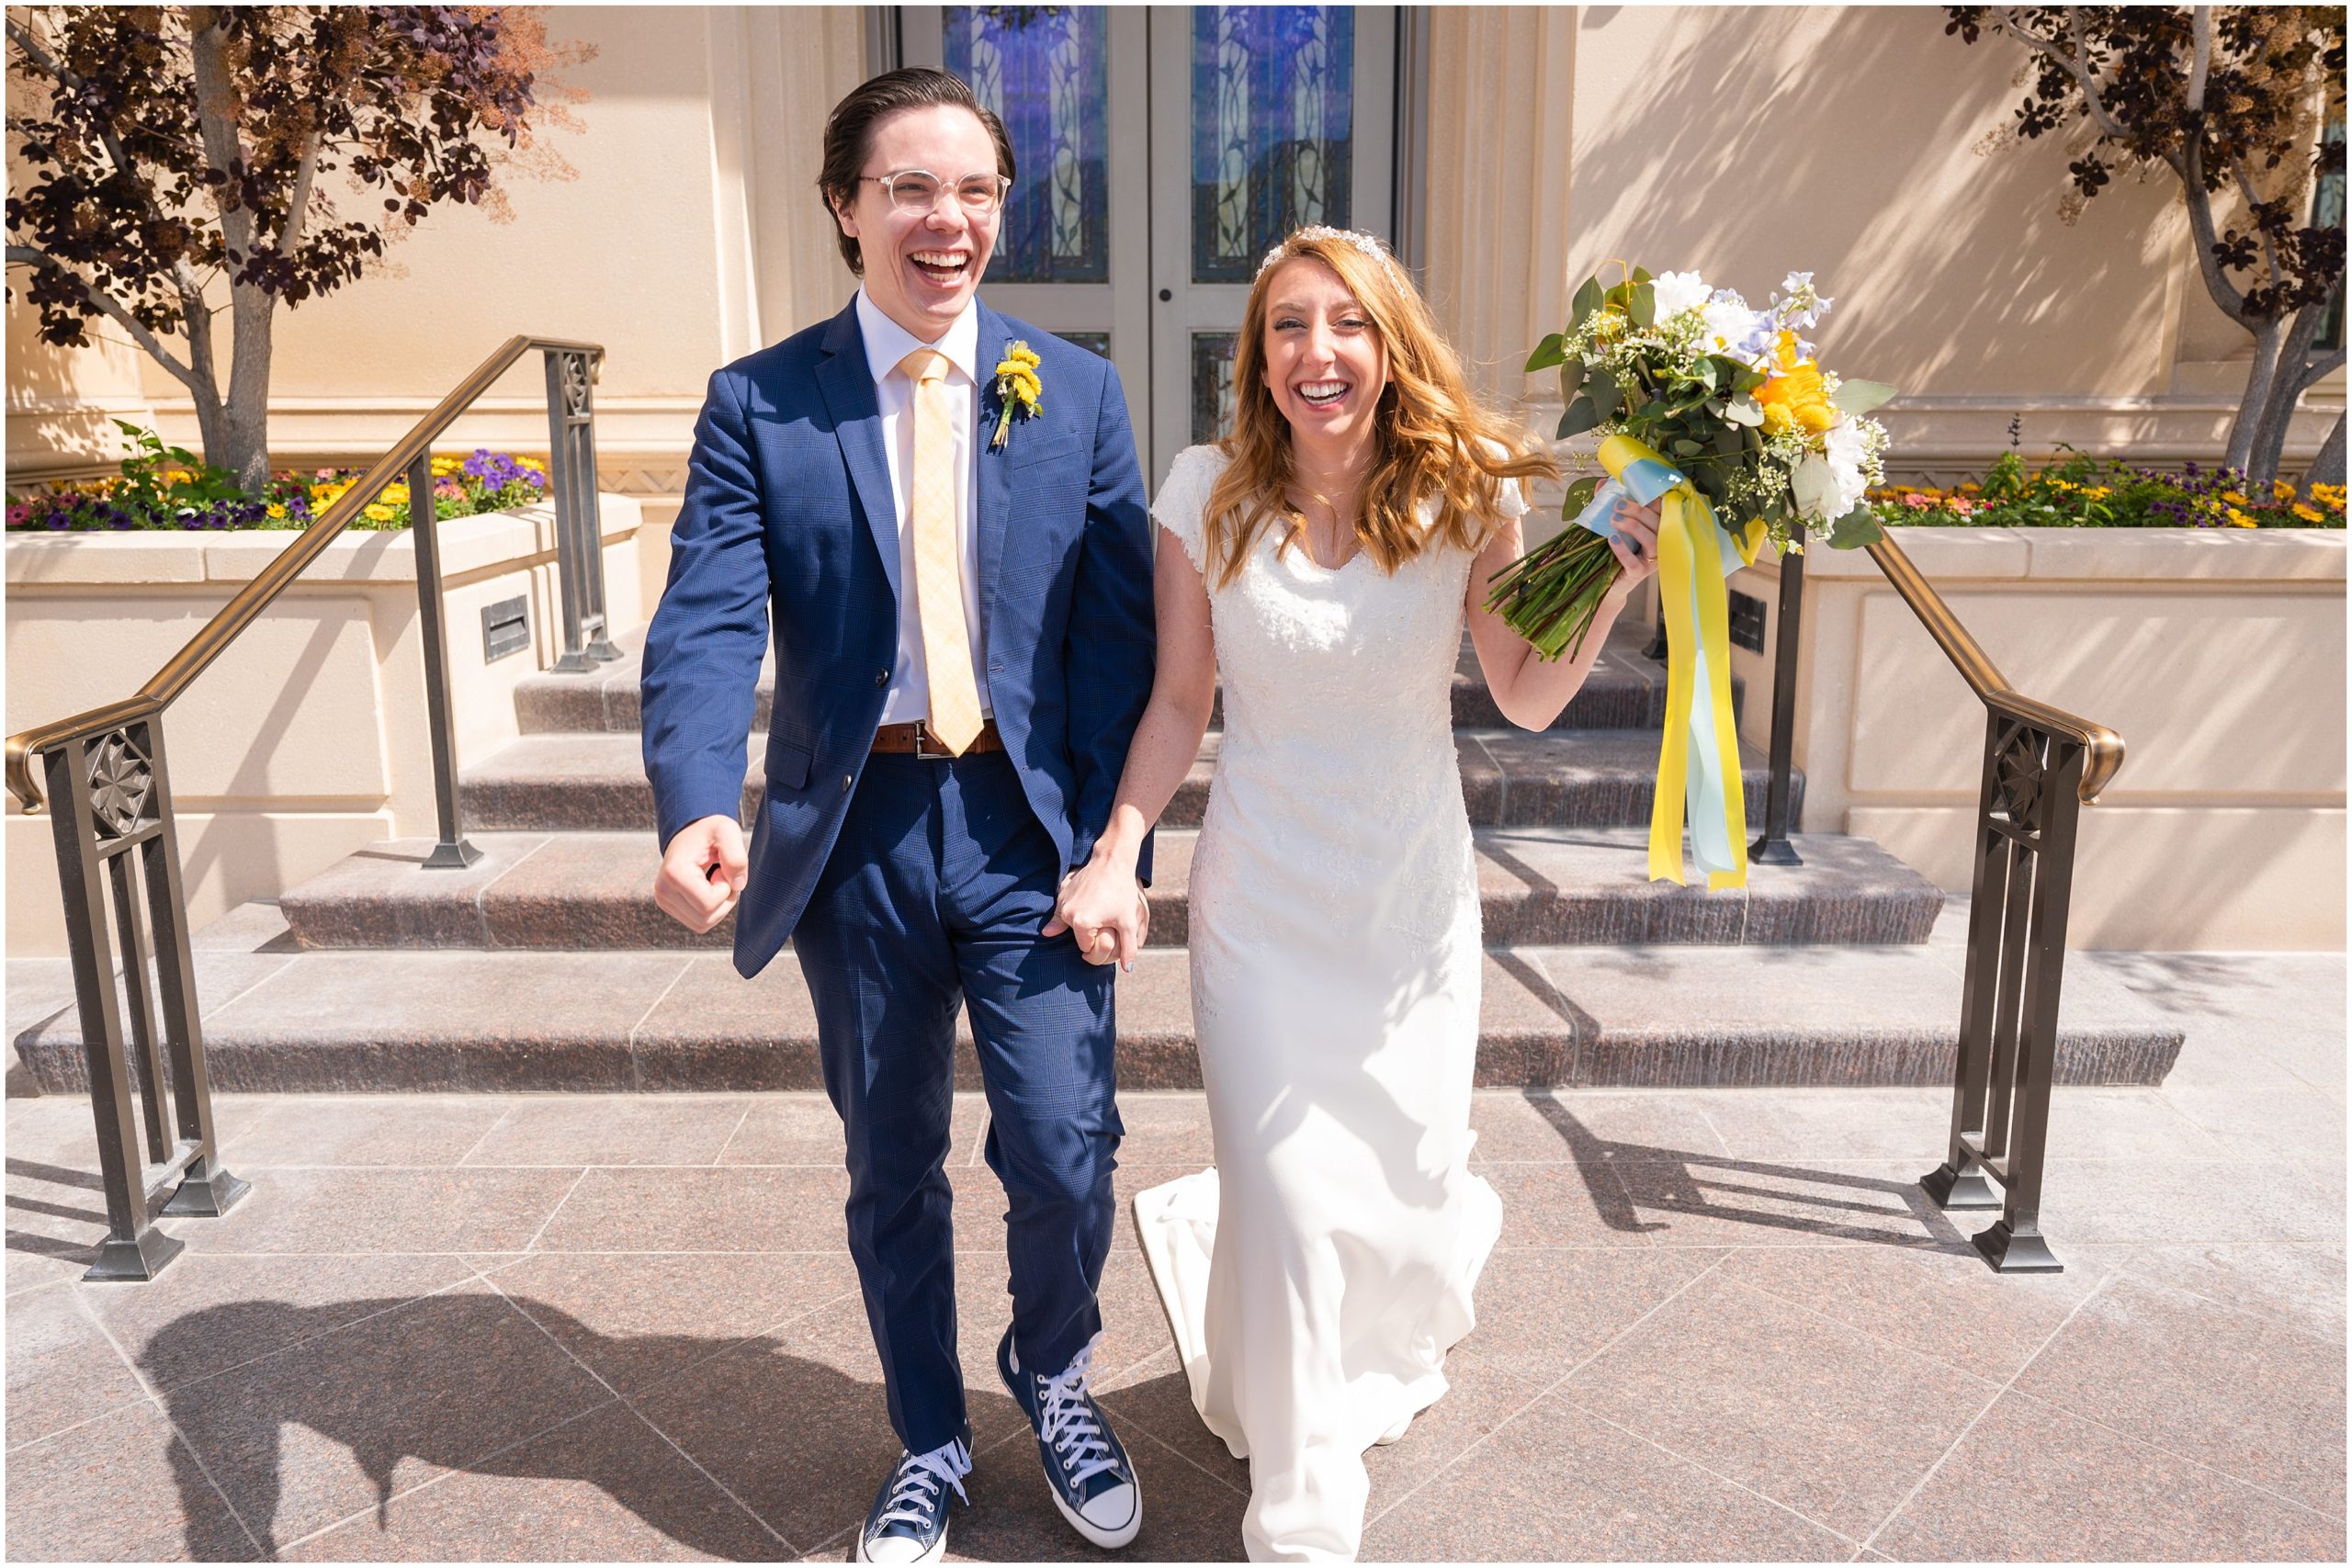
[870,718,1004,758]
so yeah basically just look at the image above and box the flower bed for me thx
[1870,448,2345,531]
[5,422,549,532]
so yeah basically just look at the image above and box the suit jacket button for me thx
[876,670,888,686]
[842,773,854,792]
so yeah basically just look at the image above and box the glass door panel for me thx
[904,7,1148,403]
[1149,6,1393,483]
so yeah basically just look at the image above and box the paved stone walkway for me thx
[4,953,2342,1562]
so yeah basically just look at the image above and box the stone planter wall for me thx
[1724,526,2346,950]
[5,496,649,956]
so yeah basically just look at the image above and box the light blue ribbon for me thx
[1568,461,1753,882]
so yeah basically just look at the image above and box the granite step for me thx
[279,826,1938,953]
[461,729,1804,835]
[10,933,2183,1092]
[514,621,1726,737]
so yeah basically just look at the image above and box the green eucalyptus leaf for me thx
[1629,281,1656,329]
[1564,474,1601,513]
[1671,437,1703,457]
[1569,276,1604,332]
[1525,333,1567,372]
[1713,424,1745,457]
[1725,393,1764,427]
[1630,265,1653,285]
[1558,357,1586,404]
[1690,357,1718,390]
[1826,505,1885,549]
[1830,378,1898,415]
[1585,367,1620,419]
[1557,397,1603,440]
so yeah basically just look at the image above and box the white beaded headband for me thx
[1256,224,1404,288]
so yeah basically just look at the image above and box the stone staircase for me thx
[14,622,2186,1093]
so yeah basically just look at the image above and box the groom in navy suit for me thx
[639,68,1155,1562]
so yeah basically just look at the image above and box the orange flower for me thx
[1755,333,1836,436]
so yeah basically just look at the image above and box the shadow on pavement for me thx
[1528,1090,1977,1251]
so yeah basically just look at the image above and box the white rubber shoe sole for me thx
[855,1525,948,1563]
[1044,1477,1142,1551]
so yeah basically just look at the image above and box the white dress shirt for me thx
[855,287,992,726]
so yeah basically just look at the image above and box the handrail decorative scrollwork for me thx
[1745,527,2128,1275]
[4,333,616,1280]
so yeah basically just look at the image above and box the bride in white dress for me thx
[1050,226,1661,1562]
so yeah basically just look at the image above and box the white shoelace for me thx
[1035,1341,1122,1490]
[874,1438,971,1533]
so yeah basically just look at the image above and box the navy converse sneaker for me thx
[997,1329,1142,1549]
[855,1439,969,1564]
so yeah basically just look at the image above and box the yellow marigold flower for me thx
[266,502,288,519]
[1959,482,1981,493]
[1756,352,1836,436]
[382,483,410,504]
[2293,503,2324,522]
[2086,485,2110,498]
[2226,507,2256,527]
[365,503,396,523]
[2273,479,2297,501]
[2222,490,2250,506]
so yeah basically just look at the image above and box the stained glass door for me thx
[906,6,1396,485]
[902,7,1150,414]
[1148,6,1396,481]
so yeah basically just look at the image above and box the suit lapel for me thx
[814,302,902,605]
[973,304,1013,656]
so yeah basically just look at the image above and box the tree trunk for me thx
[2224,316,2284,474]
[2309,411,2346,488]
[2248,305,2326,490]
[221,279,276,494]
[189,6,273,494]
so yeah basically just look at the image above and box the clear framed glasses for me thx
[861,168,1012,216]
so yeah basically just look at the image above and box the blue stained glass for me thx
[1192,333,1238,444]
[1190,7,1355,285]
[946,7,1109,285]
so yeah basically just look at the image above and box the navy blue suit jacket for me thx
[639,298,1158,978]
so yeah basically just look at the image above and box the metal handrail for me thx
[5,333,607,814]
[1865,535,2126,802]
[7,333,614,1281]
[1740,524,2130,1275]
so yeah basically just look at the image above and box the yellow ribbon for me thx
[1595,434,1768,890]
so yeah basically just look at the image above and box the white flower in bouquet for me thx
[1651,269,1713,321]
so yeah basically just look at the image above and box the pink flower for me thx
[1950,497,1973,515]
[1902,493,1931,510]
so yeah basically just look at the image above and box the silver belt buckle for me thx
[910,719,956,760]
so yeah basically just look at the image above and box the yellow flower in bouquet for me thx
[1756,333,1837,436]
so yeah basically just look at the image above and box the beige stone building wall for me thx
[1423,5,2342,472]
[7,6,2339,509]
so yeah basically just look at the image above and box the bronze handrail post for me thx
[6,334,609,1280]
[1866,532,2122,1273]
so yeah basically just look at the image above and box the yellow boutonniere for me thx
[990,341,1043,449]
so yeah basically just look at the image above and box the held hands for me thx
[653,814,749,934]
[1044,861,1149,971]
[1606,497,1664,600]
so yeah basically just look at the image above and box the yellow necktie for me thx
[899,348,983,755]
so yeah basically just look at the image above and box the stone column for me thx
[1422,7,1577,419]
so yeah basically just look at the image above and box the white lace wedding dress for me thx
[1131,444,1509,1562]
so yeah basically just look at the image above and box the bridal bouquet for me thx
[1488,266,1897,890]
[1489,266,1894,662]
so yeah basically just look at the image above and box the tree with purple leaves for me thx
[4,6,592,491]
[1945,6,2345,487]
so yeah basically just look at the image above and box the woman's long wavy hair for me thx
[1201,229,1560,589]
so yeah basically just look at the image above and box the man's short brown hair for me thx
[817,67,1015,276]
